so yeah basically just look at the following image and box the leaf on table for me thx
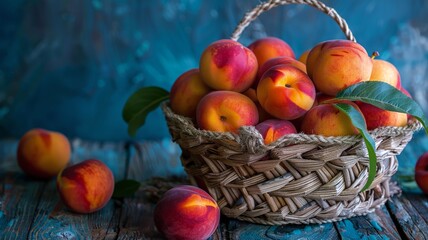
[334,103,377,191]
[122,86,170,136]
[336,81,428,134]
[113,179,141,198]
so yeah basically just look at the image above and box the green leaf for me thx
[334,103,377,191]
[113,179,141,198]
[122,86,169,136]
[336,81,428,134]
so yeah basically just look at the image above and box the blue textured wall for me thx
[0,0,427,141]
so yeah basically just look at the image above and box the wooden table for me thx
[1,133,428,239]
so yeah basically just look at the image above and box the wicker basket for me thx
[162,0,423,225]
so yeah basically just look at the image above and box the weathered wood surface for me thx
[0,135,428,239]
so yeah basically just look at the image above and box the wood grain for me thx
[335,206,401,240]
[227,218,340,240]
[387,194,428,239]
[28,180,90,239]
[116,196,163,239]
[0,172,46,240]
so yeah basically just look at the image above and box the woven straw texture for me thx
[162,0,424,225]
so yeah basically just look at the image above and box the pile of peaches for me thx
[170,37,410,144]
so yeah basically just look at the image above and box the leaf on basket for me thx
[336,81,428,134]
[122,86,170,136]
[113,179,141,198]
[334,103,377,191]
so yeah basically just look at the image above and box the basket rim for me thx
[162,102,422,152]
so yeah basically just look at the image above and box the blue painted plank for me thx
[405,193,428,224]
[387,195,428,239]
[267,222,339,240]
[335,206,400,240]
[227,219,339,240]
[0,172,46,239]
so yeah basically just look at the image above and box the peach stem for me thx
[371,51,380,59]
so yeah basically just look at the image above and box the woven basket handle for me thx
[231,0,356,42]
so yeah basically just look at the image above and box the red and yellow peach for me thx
[196,91,259,133]
[301,103,360,136]
[306,40,373,96]
[199,39,258,92]
[257,65,316,120]
[17,128,71,179]
[56,159,114,214]
[154,185,220,240]
[248,37,295,69]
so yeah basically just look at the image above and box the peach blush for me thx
[154,185,220,240]
[56,159,114,213]
[199,39,258,92]
[17,128,71,179]
[257,65,316,120]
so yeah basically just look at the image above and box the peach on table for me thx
[154,185,220,240]
[17,128,71,179]
[56,159,115,214]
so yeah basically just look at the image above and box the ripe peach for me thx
[57,159,114,214]
[355,102,407,130]
[370,59,401,88]
[17,128,71,179]
[415,152,428,194]
[199,39,258,92]
[248,37,295,70]
[257,65,316,120]
[298,50,310,64]
[255,119,297,144]
[170,69,211,118]
[154,185,220,240]
[196,91,259,133]
[256,56,307,85]
[301,103,360,136]
[306,40,373,96]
